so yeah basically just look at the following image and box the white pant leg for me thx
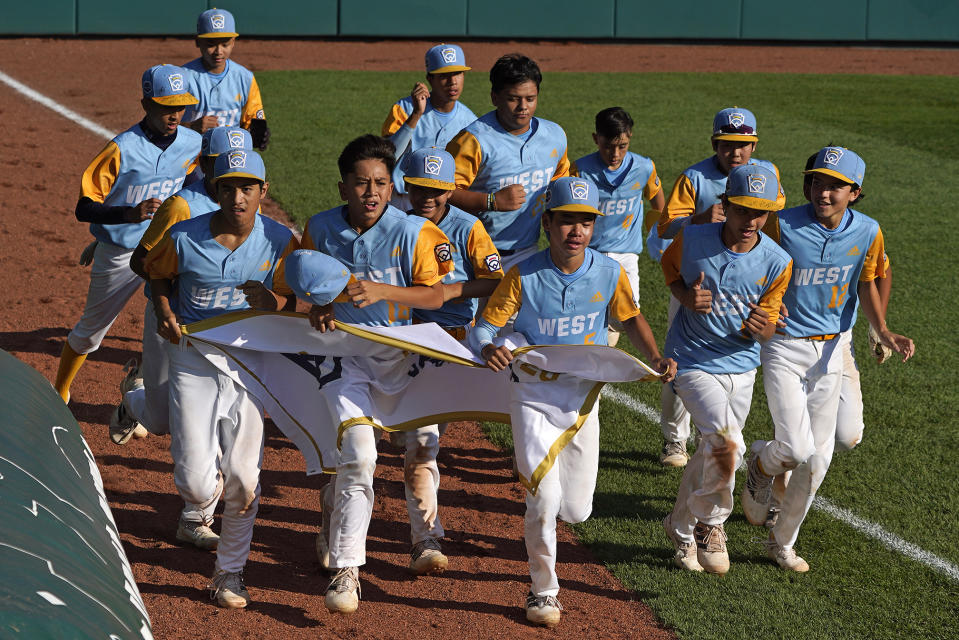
[835,330,864,451]
[124,305,171,434]
[67,242,142,354]
[668,448,703,544]
[328,423,378,569]
[525,400,599,598]
[603,252,640,333]
[674,369,753,526]
[661,295,691,443]
[403,424,444,544]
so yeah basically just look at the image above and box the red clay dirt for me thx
[1,38,954,640]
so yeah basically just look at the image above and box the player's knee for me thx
[559,500,593,524]
[780,435,816,469]
[408,431,439,462]
[835,429,863,452]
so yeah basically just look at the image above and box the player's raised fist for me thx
[411,82,430,114]
[691,203,726,225]
[493,184,526,211]
[192,115,220,133]
[683,271,713,314]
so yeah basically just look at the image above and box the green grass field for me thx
[258,69,959,639]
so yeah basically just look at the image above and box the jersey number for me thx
[827,283,850,309]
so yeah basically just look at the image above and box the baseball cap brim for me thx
[727,194,782,211]
[152,93,199,107]
[404,176,456,191]
[213,171,264,184]
[713,133,758,142]
[429,64,471,74]
[197,31,239,38]
[548,203,604,216]
[803,167,857,184]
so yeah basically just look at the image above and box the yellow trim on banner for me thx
[336,411,512,449]
[511,344,663,380]
[519,381,605,496]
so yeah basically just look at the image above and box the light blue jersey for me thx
[663,224,792,374]
[771,204,885,338]
[448,112,570,252]
[382,98,477,195]
[174,179,219,215]
[148,213,296,324]
[573,151,661,254]
[301,205,452,327]
[183,58,264,127]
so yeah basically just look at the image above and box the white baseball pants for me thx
[661,295,691,443]
[524,400,599,598]
[123,307,170,435]
[67,242,142,354]
[668,369,754,542]
[168,340,265,573]
[835,329,864,451]
[398,425,445,545]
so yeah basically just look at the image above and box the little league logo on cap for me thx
[726,164,781,211]
[203,126,253,157]
[712,107,758,142]
[727,112,746,128]
[747,173,767,194]
[569,180,590,201]
[229,131,246,148]
[442,48,457,64]
[805,146,866,185]
[425,43,471,74]
[403,147,455,191]
[168,73,184,92]
[823,147,844,165]
[211,14,226,29]
[228,150,247,168]
[546,177,603,215]
[141,64,197,107]
[424,154,443,176]
[213,148,266,182]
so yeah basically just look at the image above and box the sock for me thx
[55,342,87,402]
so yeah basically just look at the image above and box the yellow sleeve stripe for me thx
[860,228,886,282]
[381,103,409,136]
[611,265,641,322]
[79,141,121,203]
[660,229,684,285]
[140,196,192,251]
[758,260,792,325]
[448,130,482,189]
[482,266,522,327]
[143,233,179,280]
[271,235,301,297]
[467,222,504,278]
[412,221,454,286]
[658,174,696,238]
[241,77,265,129]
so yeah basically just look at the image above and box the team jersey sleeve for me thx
[270,235,301,297]
[481,266,523,328]
[381,103,409,136]
[610,265,642,322]
[568,160,580,178]
[139,196,193,251]
[658,173,697,239]
[412,221,455,286]
[643,161,663,200]
[756,260,792,327]
[860,227,886,282]
[770,163,787,211]
[878,252,891,278]
[299,224,316,251]
[447,130,482,189]
[79,141,122,203]
[761,214,781,243]
[144,233,179,280]
[467,221,504,280]
[332,274,360,304]
[660,229,685,285]
[552,148,571,180]
[240,76,265,128]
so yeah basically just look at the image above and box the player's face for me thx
[427,71,464,104]
[593,132,631,170]
[216,177,267,226]
[713,140,756,174]
[338,158,393,231]
[809,173,861,220]
[491,80,539,134]
[196,36,235,71]
[543,210,596,261]
[406,183,452,224]
[721,202,768,249]
[143,100,186,136]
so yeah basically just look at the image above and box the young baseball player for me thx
[570,107,665,346]
[660,165,792,575]
[382,44,477,211]
[297,135,453,614]
[740,147,914,572]
[470,177,675,628]
[54,65,201,406]
[654,107,786,469]
[446,53,570,272]
[182,8,270,150]
[116,127,255,452]
[145,148,298,608]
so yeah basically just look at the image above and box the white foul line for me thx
[604,385,959,583]
[0,69,115,141]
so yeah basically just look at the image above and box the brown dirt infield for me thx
[1,37,955,640]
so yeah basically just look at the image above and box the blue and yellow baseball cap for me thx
[213,149,265,183]
[402,148,456,191]
[197,8,238,38]
[712,107,759,142]
[141,64,197,107]
[545,177,604,216]
[804,146,866,186]
[425,44,471,74]
[202,126,253,157]
[285,250,351,306]
[726,165,782,211]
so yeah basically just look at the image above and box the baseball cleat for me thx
[659,440,689,468]
[325,566,361,614]
[115,359,148,441]
[741,450,773,526]
[525,592,562,628]
[109,401,146,445]
[409,537,448,575]
[694,522,729,575]
[764,533,809,573]
[663,514,703,572]
[210,570,249,608]
[176,517,220,550]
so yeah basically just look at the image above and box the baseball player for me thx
[54,65,201,409]
[470,177,675,628]
[446,53,570,273]
[182,9,270,150]
[382,44,477,211]
[740,147,914,572]
[297,135,453,614]
[145,148,299,608]
[570,107,665,346]
[660,165,792,575]
[653,107,786,469]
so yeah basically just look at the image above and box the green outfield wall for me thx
[1,0,957,42]
[0,350,152,639]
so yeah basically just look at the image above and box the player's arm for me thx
[857,231,913,361]
[610,265,676,380]
[744,260,792,342]
[444,222,504,301]
[468,267,523,371]
[144,234,181,342]
[642,163,667,234]
[552,148,571,180]
[243,78,270,150]
[446,130,525,214]
[75,142,159,225]
[130,196,193,279]
[661,233,712,313]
